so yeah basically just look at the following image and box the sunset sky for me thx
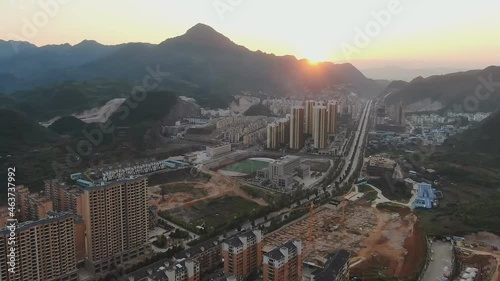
[1,0,499,71]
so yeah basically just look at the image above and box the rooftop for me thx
[264,240,300,261]
[312,250,350,281]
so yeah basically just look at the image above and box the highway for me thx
[162,100,375,245]
[220,100,374,239]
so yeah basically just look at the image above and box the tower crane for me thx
[273,203,318,242]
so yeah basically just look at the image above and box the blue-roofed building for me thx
[76,179,93,188]
[414,182,438,209]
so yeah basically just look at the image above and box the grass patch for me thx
[168,196,264,231]
[357,183,372,193]
[240,183,279,203]
[368,178,412,202]
[223,159,269,174]
[363,190,378,202]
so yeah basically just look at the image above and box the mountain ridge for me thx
[0,23,384,100]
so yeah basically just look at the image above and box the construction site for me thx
[264,200,426,280]
[148,167,270,231]
[148,167,269,211]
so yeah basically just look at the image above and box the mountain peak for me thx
[75,39,101,47]
[185,23,218,35]
[161,23,236,49]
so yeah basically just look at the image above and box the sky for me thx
[1,0,500,74]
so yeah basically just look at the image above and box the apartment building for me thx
[263,240,303,281]
[327,101,338,134]
[45,180,84,214]
[289,106,305,150]
[0,212,79,281]
[304,100,315,135]
[81,176,149,274]
[312,105,328,149]
[174,239,222,274]
[16,185,53,222]
[0,208,9,228]
[223,230,263,279]
[267,123,279,149]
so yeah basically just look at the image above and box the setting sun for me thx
[300,45,332,64]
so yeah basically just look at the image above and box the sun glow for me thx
[300,44,333,64]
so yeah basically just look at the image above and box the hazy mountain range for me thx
[385,66,500,112]
[0,23,384,100]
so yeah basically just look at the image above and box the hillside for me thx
[1,24,384,104]
[243,104,274,117]
[48,116,87,137]
[0,109,59,154]
[1,80,132,121]
[385,66,500,112]
[0,40,123,79]
[444,110,500,156]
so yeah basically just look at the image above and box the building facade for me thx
[289,106,305,150]
[327,101,338,134]
[263,240,303,281]
[304,100,315,135]
[223,230,263,279]
[16,185,53,222]
[267,123,279,149]
[175,239,222,274]
[207,143,232,157]
[81,177,149,275]
[0,212,79,281]
[313,105,328,149]
[269,156,301,189]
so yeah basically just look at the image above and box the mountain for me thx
[1,24,384,104]
[0,40,37,60]
[378,80,409,100]
[1,80,132,121]
[243,103,274,117]
[0,109,59,154]
[0,40,125,91]
[361,66,465,81]
[445,110,500,156]
[73,24,383,101]
[385,66,500,112]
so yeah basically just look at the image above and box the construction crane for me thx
[274,203,317,242]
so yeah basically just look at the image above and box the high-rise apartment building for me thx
[313,105,328,149]
[223,230,263,279]
[0,212,79,281]
[81,176,149,274]
[16,185,53,222]
[278,117,290,145]
[304,100,316,134]
[267,123,279,149]
[289,106,305,150]
[45,180,85,214]
[263,240,303,281]
[327,101,338,134]
[395,101,405,125]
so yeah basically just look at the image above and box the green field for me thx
[223,159,269,174]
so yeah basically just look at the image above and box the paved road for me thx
[160,100,374,243]
[422,240,453,281]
